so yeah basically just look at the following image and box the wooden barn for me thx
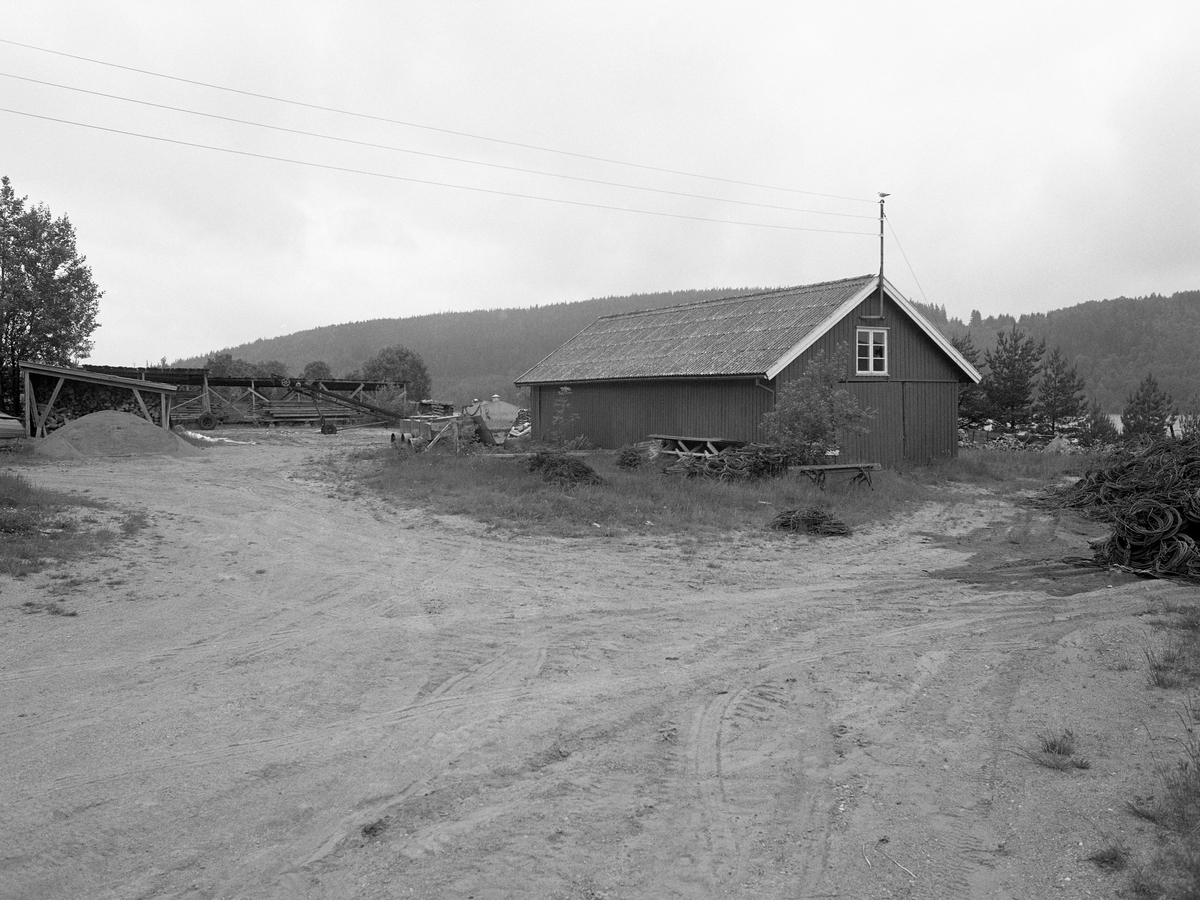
[515,274,981,467]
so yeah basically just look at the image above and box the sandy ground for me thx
[1,428,1195,899]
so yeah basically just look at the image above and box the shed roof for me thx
[516,275,980,384]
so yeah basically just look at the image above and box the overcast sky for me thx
[4,2,1198,365]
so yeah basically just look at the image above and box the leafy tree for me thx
[0,175,102,415]
[204,352,256,377]
[254,359,289,378]
[761,346,872,464]
[1077,399,1119,447]
[1121,373,1173,439]
[302,360,331,382]
[950,333,989,427]
[1035,345,1087,432]
[361,344,431,399]
[981,324,1044,430]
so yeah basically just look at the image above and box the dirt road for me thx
[1,432,1192,899]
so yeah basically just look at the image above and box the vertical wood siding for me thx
[530,379,768,448]
[527,290,966,463]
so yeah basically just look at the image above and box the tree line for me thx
[203,345,431,402]
[951,324,1181,442]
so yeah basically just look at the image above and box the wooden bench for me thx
[649,434,746,459]
[791,463,881,489]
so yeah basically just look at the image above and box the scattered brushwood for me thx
[527,449,604,486]
[664,444,790,482]
[770,507,851,536]
[1035,436,1200,581]
[615,445,643,470]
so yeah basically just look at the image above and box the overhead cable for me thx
[885,219,931,306]
[0,71,877,221]
[0,37,876,204]
[0,107,878,236]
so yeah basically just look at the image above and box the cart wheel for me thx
[321,423,338,435]
[196,413,217,430]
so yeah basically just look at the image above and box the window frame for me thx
[856,327,889,376]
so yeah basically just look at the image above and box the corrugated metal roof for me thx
[517,275,876,383]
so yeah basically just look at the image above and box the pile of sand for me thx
[33,411,203,459]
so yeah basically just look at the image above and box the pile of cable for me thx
[527,449,604,486]
[663,444,789,482]
[1035,436,1200,580]
[769,507,851,536]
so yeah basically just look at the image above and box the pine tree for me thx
[1077,399,1119,446]
[981,325,1045,430]
[950,333,989,427]
[1121,373,1174,439]
[1035,345,1087,432]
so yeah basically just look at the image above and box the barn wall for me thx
[775,292,965,467]
[777,292,962,384]
[529,379,768,448]
[526,291,967,463]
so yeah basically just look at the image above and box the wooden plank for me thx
[35,376,66,438]
[131,388,153,423]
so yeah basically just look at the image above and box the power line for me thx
[0,107,878,236]
[885,218,931,306]
[0,71,877,222]
[0,37,877,205]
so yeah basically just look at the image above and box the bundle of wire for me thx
[664,445,790,482]
[1036,436,1200,580]
[769,507,851,536]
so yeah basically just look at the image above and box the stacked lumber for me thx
[29,375,163,430]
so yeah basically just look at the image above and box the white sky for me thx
[3,2,1198,365]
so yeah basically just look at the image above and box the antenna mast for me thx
[877,192,889,316]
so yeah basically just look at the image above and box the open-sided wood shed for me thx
[515,275,981,467]
[21,361,178,438]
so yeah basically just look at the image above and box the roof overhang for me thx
[515,372,762,387]
[763,276,981,383]
[20,361,179,393]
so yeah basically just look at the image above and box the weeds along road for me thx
[1,430,1193,899]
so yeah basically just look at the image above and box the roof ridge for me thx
[594,274,876,322]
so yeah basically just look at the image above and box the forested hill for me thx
[175,287,750,404]
[178,286,1200,410]
[915,290,1200,412]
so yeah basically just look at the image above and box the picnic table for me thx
[649,434,746,458]
[791,462,881,489]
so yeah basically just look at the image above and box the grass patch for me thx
[916,447,1099,490]
[1086,843,1129,871]
[1126,693,1200,895]
[120,511,150,536]
[342,447,940,538]
[21,599,78,617]
[1144,634,1200,688]
[1040,729,1077,757]
[1012,728,1091,772]
[305,444,1109,539]
[0,471,115,576]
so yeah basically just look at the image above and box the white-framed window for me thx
[856,327,888,375]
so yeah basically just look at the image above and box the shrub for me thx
[761,346,872,464]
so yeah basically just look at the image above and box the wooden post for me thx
[35,376,66,437]
[24,369,34,437]
[131,387,152,423]
[161,391,170,429]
